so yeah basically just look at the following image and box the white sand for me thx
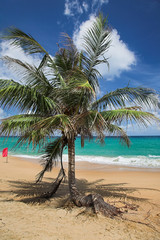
[0,156,160,240]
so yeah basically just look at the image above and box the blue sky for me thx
[0,0,160,135]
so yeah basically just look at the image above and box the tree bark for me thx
[68,136,80,204]
[67,136,122,217]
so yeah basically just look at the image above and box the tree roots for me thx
[40,176,121,217]
[72,193,122,218]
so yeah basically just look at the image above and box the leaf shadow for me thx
[1,176,159,206]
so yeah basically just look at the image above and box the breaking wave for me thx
[12,154,160,168]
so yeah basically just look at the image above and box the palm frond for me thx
[16,126,52,148]
[2,27,48,55]
[47,59,66,88]
[37,54,49,70]
[60,33,80,69]
[53,78,95,116]
[0,79,57,114]
[33,114,73,135]
[48,36,80,88]
[0,114,42,136]
[36,137,66,182]
[92,87,159,110]
[67,70,96,101]
[55,33,80,74]
[82,14,111,91]
[2,56,53,91]
[105,124,130,147]
[0,114,51,149]
[74,110,106,142]
[101,109,159,127]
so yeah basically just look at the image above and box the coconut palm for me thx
[0,15,159,216]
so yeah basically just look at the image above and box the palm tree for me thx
[0,15,159,216]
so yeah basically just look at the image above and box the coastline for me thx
[0,155,160,240]
[11,153,160,172]
[2,135,160,168]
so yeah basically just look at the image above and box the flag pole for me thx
[6,155,8,163]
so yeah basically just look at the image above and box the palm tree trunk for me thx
[67,135,121,216]
[68,136,80,203]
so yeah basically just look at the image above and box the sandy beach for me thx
[0,156,160,240]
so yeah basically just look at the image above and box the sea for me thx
[0,136,160,168]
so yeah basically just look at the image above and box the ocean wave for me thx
[62,154,160,168]
[12,154,160,168]
[149,155,160,158]
[12,154,42,159]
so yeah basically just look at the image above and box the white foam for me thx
[12,154,42,159]
[149,155,160,158]
[11,154,160,168]
[62,154,160,168]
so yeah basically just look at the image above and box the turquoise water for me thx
[0,136,160,167]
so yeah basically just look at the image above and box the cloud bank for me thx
[73,15,136,80]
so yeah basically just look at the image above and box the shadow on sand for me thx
[1,176,159,207]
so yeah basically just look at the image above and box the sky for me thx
[0,0,160,135]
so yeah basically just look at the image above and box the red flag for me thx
[2,148,8,157]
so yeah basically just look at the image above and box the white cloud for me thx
[92,0,109,8]
[98,29,136,80]
[82,2,89,12]
[0,40,41,82]
[64,0,83,16]
[0,108,9,120]
[73,14,96,45]
[100,0,109,4]
[64,0,109,17]
[0,41,41,65]
[73,15,136,81]
[64,0,73,16]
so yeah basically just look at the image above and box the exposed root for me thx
[72,193,122,218]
